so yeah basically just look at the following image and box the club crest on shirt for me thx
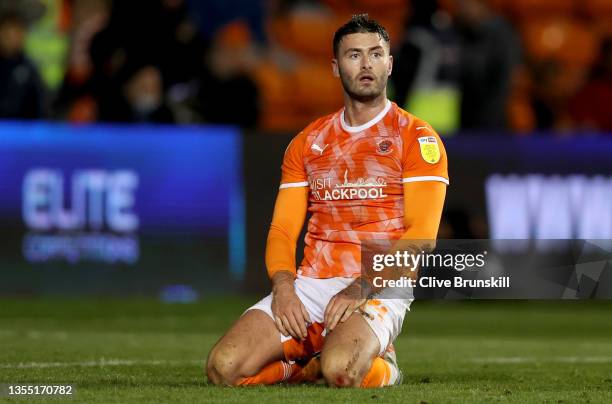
[376,139,393,155]
[418,136,440,164]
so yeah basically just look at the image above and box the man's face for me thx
[125,66,163,113]
[332,32,392,102]
[0,20,26,57]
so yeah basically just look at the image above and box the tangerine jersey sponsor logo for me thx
[310,169,388,201]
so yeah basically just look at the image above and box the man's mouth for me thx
[358,74,375,83]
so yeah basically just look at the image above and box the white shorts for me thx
[245,275,412,356]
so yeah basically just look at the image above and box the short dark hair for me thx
[332,14,390,57]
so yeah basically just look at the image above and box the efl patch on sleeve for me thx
[418,136,441,164]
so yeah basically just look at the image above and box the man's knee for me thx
[206,344,245,386]
[320,349,367,388]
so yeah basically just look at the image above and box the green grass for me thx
[1,298,611,403]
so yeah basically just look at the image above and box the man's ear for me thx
[387,54,393,77]
[332,59,340,77]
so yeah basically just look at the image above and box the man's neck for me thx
[342,93,388,127]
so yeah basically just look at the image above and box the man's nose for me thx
[361,56,372,70]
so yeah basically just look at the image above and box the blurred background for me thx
[1,0,611,297]
[2,0,612,131]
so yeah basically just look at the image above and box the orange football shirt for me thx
[279,100,449,278]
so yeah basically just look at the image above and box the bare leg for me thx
[206,309,284,385]
[320,313,381,387]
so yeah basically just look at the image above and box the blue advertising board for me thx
[442,134,612,240]
[0,122,244,296]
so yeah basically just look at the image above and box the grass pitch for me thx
[1,298,611,403]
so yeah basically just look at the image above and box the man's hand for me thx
[271,271,311,340]
[324,280,366,332]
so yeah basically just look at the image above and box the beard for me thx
[339,68,387,102]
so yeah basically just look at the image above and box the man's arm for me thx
[266,187,309,278]
[401,181,446,240]
[266,187,311,340]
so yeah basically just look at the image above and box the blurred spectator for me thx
[529,60,590,131]
[455,0,521,130]
[154,0,206,88]
[22,0,69,91]
[567,38,612,132]
[59,0,203,123]
[196,27,259,128]
[0,9,46,119]
[393,0,460,134]
[88,0,203,86]
[99,64,175,124]
[91,1,201,86]
[54,0,110,122]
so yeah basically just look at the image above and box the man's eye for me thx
[350,53,359,59]
[372,52,382,58]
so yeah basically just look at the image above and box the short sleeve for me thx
[401,119,449,185]
[280,132,308,189]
